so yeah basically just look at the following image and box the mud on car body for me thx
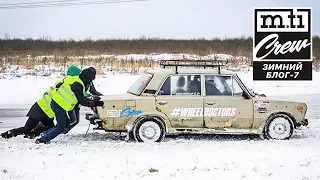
[86,60,308,142]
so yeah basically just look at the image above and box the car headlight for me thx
[297,105,304,111]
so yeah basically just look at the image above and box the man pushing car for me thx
[35,67,104,144]
[1,66,103,140]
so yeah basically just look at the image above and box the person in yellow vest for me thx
[0,65,82,139]
[36,67,104,144]
[34,67,103,136]
[64,67,104,134]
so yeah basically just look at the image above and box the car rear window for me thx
[127,73,153,95]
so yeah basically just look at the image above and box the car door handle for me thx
[206,101,216,105]
[158,101,168,105]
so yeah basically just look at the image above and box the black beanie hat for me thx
[79,67,96,86]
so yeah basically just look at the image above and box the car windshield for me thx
[235,75,255,97]
[127,73,153,95]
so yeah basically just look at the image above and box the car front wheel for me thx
[133,117,165,142]
[264,114,294,140]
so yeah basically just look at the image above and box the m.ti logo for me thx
[253,8,312,80]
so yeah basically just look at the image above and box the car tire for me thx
[125,131,135,142]
[264,113,294,140]
[259,133,266,140]
[133,117,166,142]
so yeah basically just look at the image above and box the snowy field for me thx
[0,69,320,180]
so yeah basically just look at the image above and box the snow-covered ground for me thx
[0,68,320,180]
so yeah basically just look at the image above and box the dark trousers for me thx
[10,117,54,137]
[30,120,55,136]
[40,100,76,142]
[65,108,80,133]
[10,117,39,136]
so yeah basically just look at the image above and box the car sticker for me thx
[254,100,270,113]
[254,100,270,108]
[107,108,143,118]
[120,107,143,118]
[107,110,121,117]
[170,108,236,117]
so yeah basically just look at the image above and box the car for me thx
[86,60,308,142]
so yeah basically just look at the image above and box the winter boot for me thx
[1,131,14,139]
[24,133,36,139]
[35,138,50,144]
[24,130,39,139]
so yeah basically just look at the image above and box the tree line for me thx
[0,36,319,65]
[0,37,255,57]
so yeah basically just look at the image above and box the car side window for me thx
[159,76,171,95]
[158,75,201,96]
[205,75,233,96]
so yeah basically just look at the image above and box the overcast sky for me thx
[0,0,318,40]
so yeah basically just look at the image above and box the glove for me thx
[94,97,102,103]
[93,95,101,101]
[95,101,104,107]
[87,96,94,100]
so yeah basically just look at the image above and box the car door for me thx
[156,74,204,128]
[203,74,253,129]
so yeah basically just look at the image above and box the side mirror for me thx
[242,91,250,99]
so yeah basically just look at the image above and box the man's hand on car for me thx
[94,100,104,107]
[92,95,101,101]
[94,97,104,106]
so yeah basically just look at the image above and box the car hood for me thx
[99,93,137,101]
[254,95,305,104]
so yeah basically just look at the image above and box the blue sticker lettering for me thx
[120,107,142,118]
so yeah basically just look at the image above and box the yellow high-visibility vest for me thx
[36,78,66,118]
[52,76,85,111]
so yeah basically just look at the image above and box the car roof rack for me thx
[158,59,228,74]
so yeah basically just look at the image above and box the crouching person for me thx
[35,67,104,144]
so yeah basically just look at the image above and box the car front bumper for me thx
[85,113,105,130]
[85,113,97,124]
[297,119,308,127]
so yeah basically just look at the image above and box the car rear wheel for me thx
[264,114,294,140]
[133,117,165,142]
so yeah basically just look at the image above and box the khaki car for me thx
[86,60,308,142]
